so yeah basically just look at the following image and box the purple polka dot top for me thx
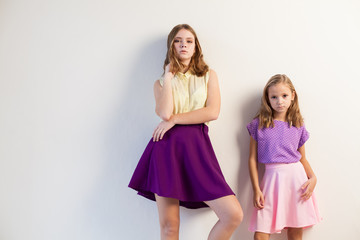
[247,118,309,164]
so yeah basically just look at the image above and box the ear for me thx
[291,91,296,101]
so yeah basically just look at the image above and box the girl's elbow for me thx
[210,114,218,121]
[209,109,220,121]
[155,108,172,121]
[160,113,171,121]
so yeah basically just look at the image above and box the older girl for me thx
[129,24,243,240]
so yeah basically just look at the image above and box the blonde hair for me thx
[257,74,304,128]
[163,24,209,77]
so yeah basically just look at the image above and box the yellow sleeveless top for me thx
[159,71,210,115]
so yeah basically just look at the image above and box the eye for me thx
[187,40,193,43]
[271,96,277,99]
[174,40,180,43]
[282,94,288,98]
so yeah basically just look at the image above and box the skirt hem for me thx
[129,185,235,209]
[249,221,321,234]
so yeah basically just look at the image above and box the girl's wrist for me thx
[170,115,177,124]
[253,186,261,192]
[310,175,317,182]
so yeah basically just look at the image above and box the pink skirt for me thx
[249,161,321,234]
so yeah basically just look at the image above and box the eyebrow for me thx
[174,37,194,40]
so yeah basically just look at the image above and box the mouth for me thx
[180,50,188,54]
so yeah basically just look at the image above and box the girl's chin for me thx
[177,54,191,60]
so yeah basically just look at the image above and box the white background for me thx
[1,0,359,239]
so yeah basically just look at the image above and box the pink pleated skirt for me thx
[249,161,321,234]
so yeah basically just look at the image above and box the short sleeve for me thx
[298,125,310,148]
[247,118,259,141]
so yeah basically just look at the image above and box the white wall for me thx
[1,0,359,239]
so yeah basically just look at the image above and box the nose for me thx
[180,41,187,48]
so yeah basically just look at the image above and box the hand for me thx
[152,118,175,142]
[301,177,317,201]
[253,190,265,209]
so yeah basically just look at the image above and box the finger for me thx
[160,128,166,140]
[302,180,310,190]
[154,129,161,142]
[255,199,260,208]
[301,190,312,200]
[305,192,312,200]
[255,198,263,209]
[152,127,158,141]
[157,128,166,141]
[301,188,309,197]
[259,196,265,208]
[157,129,164,141]
[253,198,259,208]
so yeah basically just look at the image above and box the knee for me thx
[233,206,244,226]
[254,232,269,240]
[223,205,243,228]
[287,228,303,240]
[160,218,180,237]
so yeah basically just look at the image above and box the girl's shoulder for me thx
[247,117,260,140]
[248,117,259,126]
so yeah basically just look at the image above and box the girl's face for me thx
[268,83,295,116]
[173,29,195,65]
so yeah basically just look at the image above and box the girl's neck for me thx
[273,112,286,122]
[180,65,190,73]
[180,59,191,73]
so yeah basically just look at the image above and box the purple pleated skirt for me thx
[128,124,235,209]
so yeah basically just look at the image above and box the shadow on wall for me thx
[232,91,261,239]
[75,37,167,239]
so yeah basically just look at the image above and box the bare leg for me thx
[287,227,303,240]
[254,232,270,240]
[155,194,180,240]
[205,195,243,240]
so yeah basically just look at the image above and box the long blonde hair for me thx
[257,74,303,128]
[163,24,209,77]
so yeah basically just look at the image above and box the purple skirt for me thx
[128,124,234,209]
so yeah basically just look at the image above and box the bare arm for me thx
[152,69,221,142]
[248,136,264,209]
[298,145,317,200]
[154,65,174,121]
[171,69,220,124]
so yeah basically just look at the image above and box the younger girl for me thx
[247,74,321,240]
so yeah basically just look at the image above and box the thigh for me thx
[205,195,243,219]
[155,194,180,222]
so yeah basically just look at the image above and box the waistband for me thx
[265,161,301,170]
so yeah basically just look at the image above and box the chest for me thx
[171,76,208,109]
[257,124,302,147]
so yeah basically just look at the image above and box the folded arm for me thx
[171,69,220,124]
[152,69,220,141]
